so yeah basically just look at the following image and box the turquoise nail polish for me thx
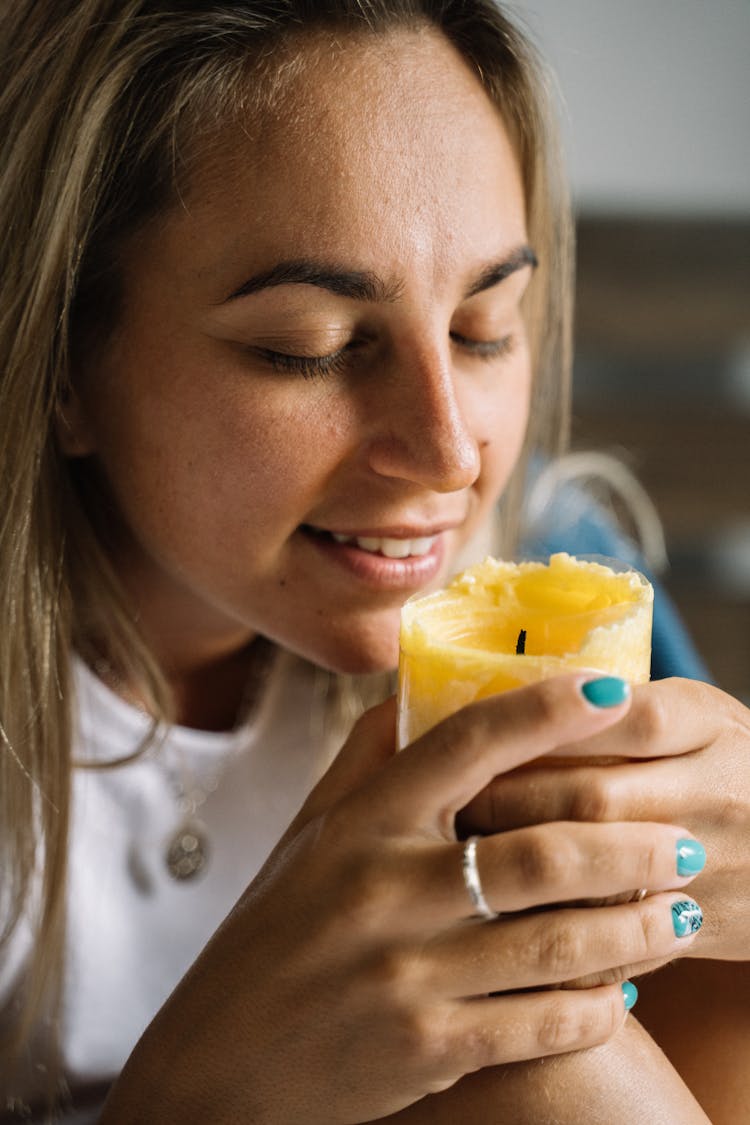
[581,676,630,708]
[621,981,638,1011]
[676,838,707,877]
[672,899,703,938]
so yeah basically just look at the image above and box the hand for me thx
[101,675,705,1125]
[461,678,750,963]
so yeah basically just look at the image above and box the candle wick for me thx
[516,629,527,655]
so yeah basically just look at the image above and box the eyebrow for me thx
[224,244,537,304]
[465,245,538,298]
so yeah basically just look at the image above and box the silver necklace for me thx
[163,639,274,882]
[164,769,218,880]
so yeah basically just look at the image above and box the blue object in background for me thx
[520,478,712,685]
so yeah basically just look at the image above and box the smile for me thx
[328,532,437,558]
[300,524,449,592]
[303,524,441,559]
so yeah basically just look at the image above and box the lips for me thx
[301,523,450,592]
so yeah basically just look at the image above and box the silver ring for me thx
[462,836,498,920]
[631,887,648,902]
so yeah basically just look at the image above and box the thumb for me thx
[294,696,397,826]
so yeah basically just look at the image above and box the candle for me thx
[398,552,653,749]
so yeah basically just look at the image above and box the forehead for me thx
[132,27,527,294]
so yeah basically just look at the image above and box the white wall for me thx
[508,0,750,215]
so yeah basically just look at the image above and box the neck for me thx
[90,637,274,733]
[168,640,273,731]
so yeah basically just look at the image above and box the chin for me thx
[288,621,401,678]
[315,642,400,678]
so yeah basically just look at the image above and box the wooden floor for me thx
[571,217,750,702]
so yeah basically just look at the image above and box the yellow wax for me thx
[397,552,653,748]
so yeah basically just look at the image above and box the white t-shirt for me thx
[1,655,338,1118]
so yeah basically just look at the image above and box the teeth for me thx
[379,538,412,559]
[357,536,383,553]
[327,531,437,558]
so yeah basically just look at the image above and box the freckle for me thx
[480,439,491,449]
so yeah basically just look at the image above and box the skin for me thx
[57,24,737,1125]
[376,1018,710,1124]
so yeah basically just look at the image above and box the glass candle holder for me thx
[398,552,653,750]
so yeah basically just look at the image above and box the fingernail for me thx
[581,676,630,708]
[672,899,703,938]
[676,838,706,877]
[621,980,638,1011]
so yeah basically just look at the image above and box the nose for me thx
[363,342,481,493]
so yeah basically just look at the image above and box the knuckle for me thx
[459,1022,503,1072]
[567,775,616,822]
[435,704,487,764]
[394,1006,450,1068]
[535,917,585,978]
[527,679,561,728]
[634,838,661,890]
[535,997,580,1053]
[630,689,670,747]
[537,993,619,1055]
[518,827,575,893]
[366,948,425,1006]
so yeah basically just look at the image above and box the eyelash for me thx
[451,332,516,361]
[257,347,350,380]
[255,333,516,380]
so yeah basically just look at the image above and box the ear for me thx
[55,385,96,457]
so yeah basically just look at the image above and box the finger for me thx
[451,823,703,918]
[554,677,743,761]
[351,674,632,834]
[460,743,714,834]
[444,981,630,1069]
[460,757,692,833]
[422,892,703,999]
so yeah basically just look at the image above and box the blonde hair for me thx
[0,0,572,1076]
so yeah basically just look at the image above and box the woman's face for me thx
[73,27,535,676]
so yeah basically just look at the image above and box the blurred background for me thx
[511,0,750,701]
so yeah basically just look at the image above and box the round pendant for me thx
[166,821,209,881]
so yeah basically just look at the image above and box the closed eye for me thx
[253,346,349,379]
[450,332,516,360]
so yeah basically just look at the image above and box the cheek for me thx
[157,405,337,543]
[476,365,532,496]
[86,359,345,546]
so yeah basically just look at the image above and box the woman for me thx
[1,2,746,1122]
